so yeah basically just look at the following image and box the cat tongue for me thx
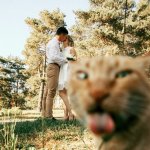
[87,113,115,135]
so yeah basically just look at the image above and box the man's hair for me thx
[56,27,68,35]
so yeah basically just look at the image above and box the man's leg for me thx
[45,64,60,118]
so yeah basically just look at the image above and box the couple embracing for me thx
[42,27,76,120]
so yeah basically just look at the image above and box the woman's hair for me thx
[67,35,74,47]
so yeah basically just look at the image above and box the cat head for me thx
[68,56,150,139]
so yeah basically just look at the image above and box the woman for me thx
[58,35,77,120]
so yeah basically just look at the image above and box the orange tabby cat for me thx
[68,56,150,150]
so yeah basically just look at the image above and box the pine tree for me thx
[0,57,29,108]
[72,0,150,56]
[128,0,150,56]
[0,57,12,108]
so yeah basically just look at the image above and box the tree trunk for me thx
[37,81,45,112]
[37,45,47,112]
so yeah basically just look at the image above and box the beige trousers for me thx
[42,63,60,117]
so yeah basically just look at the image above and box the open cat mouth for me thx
[87,113,115,136]
[87,103,136,136]
[87,105,115,135]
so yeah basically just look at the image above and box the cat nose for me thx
[90,87,104,98]
[90,85,109,101]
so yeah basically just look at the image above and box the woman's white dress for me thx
[58,47,73,90]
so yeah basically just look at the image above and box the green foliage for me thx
[72,0,150,57]
[0,57,29,108]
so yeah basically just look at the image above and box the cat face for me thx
[68,56,150,137]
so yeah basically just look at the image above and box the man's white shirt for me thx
[46,37,66,66]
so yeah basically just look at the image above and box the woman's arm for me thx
[70,48,77,59]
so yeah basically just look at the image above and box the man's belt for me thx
[49,63,60,67]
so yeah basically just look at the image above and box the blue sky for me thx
[0,0,89,58]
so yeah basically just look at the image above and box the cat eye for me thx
[116,70,133,78]
[76,71,88,80]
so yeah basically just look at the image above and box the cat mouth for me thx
[87,113,115,136]
[86,104,136,137]
[87,105,116,136]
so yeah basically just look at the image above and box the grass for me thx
[0,118,96,150]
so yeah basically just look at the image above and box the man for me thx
[42,27,68,119]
